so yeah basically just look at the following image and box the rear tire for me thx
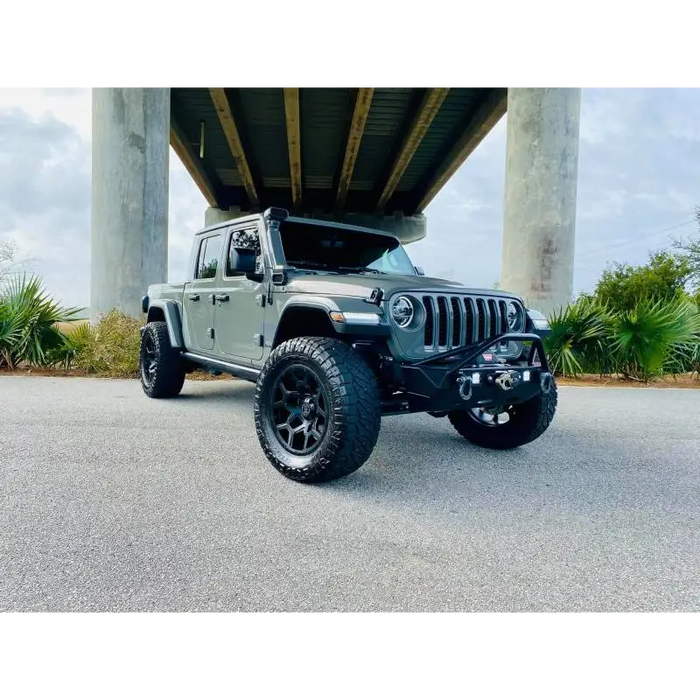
[254,336,381,483]
[139,322,186,398]
[448,381,557,449]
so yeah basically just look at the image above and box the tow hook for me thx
[540,371,553,394]
[456,374,473,401]
[457,368,521,400]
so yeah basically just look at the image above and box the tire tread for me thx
[140,322,186,399]
[254,337,381,483]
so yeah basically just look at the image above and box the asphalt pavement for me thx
[1,375,699,611]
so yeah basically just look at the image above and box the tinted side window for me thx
[196,235,221,279]
[227,227,261,276]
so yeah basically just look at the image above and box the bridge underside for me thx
[170,88,507,218]
[90,87,581,324]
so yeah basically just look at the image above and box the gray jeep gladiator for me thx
[140,207,556,483]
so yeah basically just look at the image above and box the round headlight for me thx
[391,296,414,328]
[506,301,521,330]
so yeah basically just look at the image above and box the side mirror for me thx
[229,248,257,274]
[414,266,425,276]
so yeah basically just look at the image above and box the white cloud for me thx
[0,88,92,141]
[168,164,207,282]
[0,97,207,309]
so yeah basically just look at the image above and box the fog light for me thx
[471,372,481,385]
[523,370,531,382]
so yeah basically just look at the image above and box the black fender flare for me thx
[276,295,390,342]
[146,300,185,349]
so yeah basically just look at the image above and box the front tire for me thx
[139,322,186,398]
[254,336,381,483]
[448,381,558,449]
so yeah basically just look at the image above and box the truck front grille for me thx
[421,295,513,352]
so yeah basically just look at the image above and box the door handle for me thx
[214,294,230,302]
[188,294,200,301]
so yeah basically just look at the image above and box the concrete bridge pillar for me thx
[204,206,245,228]
[90,88,170,322]
[501,88,581,318]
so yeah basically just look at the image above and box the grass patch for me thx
[38,311,234,381]
[67,310,143,377]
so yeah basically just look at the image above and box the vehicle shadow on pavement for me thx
[313,417,685,518]
[171,382,256,403]
[164,382,697,524]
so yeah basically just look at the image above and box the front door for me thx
[214,225,266,361]
[184,232,223,353]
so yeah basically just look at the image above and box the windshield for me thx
[278,220,417,275]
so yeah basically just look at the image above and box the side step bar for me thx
[182,352,261,382]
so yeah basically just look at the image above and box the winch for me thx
[456,366,523,400]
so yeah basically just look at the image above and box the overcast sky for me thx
[1,88,698,310]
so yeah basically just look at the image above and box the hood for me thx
[283,271,521,300]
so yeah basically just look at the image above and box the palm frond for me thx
[545,297,613,377]
[0,273,86,368]
[611,297,700,381]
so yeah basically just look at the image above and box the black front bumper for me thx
[395,333,554,414]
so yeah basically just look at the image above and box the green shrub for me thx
[663,340,700,378]
[545,297,613,377]
[545,293,700,382]
[0,300,22,367]
[661,296,700,378]
[690,289,700,309]
[609,298,700,382]
[52,321,92,369]
[593,251,691,313]
[0,274,83,369]
[71,309,142,377]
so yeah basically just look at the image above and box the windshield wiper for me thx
[335,266,384,275]
[286,260,327,268]
[286,261,384,275]
[286,260,338,273]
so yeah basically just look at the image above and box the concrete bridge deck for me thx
[170,88,506,219]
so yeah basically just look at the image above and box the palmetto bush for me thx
[545,297,613,377]
[663,340,700,378]
[0,270,143,376]
[545,295,700,382]
[0,274,83,369]
[53,320,92,370]
[661,303,700,379]
[611,297,700,381]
